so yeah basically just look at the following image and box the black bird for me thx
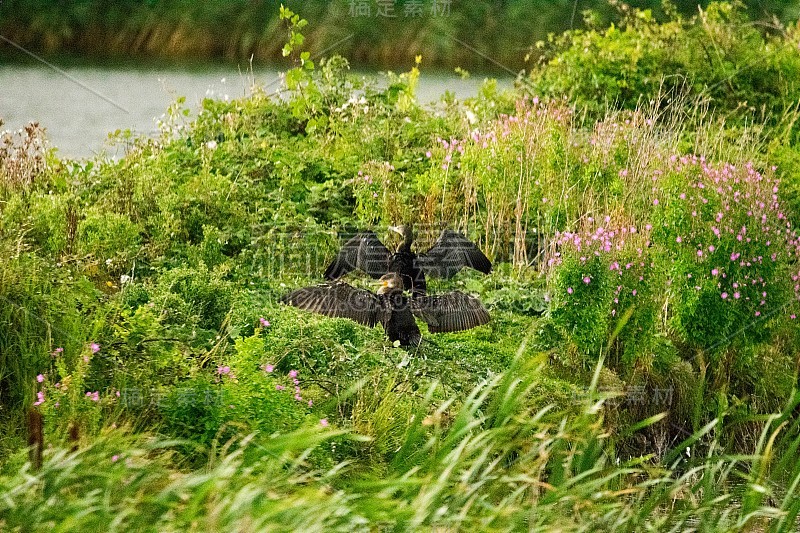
[281,273,490,346]
[323,224,492,297]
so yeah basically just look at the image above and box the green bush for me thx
[159,376,232,448]
[548,219,661,371]
[0,193,73,256]
[651,157,798,352]
[223,333,312,435]
[149,264,234,335]
[77,208,142,272]
[550,253,614,356]
[532,3,800,138]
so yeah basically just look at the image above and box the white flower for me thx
[120,275,131,285]
[206,140,218,150]
[465,109,477,124]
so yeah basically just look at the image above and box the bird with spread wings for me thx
[281,273,490,347]
[323,224,492,298]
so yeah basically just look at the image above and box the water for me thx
[0,62,510,159]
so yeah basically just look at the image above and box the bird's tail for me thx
[406,335,436,351]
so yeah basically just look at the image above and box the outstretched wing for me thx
[412,291,490,333]
[416,230,492,278]
[281,282,382,328]
[324,232,392,280]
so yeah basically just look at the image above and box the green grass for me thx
[2,362,800,531]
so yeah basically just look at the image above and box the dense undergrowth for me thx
[1,3,800,530]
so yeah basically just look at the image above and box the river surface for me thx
[0,62,511,159]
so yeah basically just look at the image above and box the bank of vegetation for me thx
[2,3,800,530]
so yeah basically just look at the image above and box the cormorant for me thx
[281,273,490,346]
[323,224,492,297]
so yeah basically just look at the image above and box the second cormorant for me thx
[281,273,490,346]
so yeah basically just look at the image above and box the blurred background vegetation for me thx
[1,0,798,70]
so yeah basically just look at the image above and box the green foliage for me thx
[159,376,232,448]
[0,194,72,255]
[651,158,797,353]
[77,208,142,272]
[0,247,99,451]
[225,332,311,434]
[38,344,108,441]
[149,264,234,334]
[4,4,800,527]
[3,368,800,530]
[532,2,800,141]
[551,254,614,355]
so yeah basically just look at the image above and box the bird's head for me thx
[388,224,413,247]
[388,224,412,237]
[377,273,403,294]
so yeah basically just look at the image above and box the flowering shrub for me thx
[35,342,111,440]
[652,157,800,352]
[550,253,613,356]
[222,330,316,434]
[548,218,660,367]
[159,327,319,448]
[547,151,800,378]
